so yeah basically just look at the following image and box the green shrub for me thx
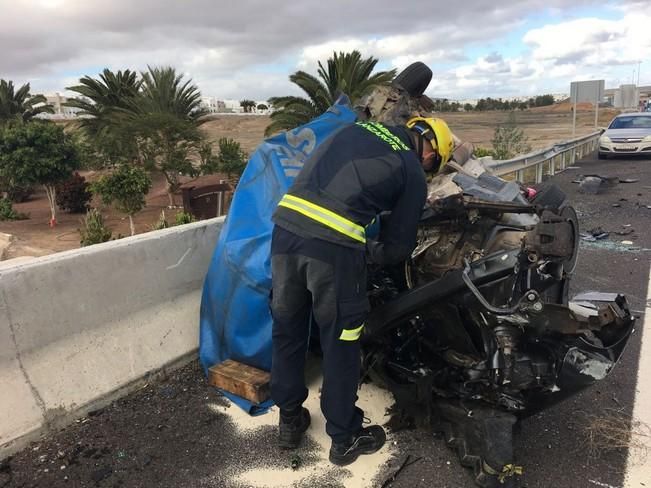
[218,138,248,178]
[150,210,169,230]
[2,183,34,203]
[79,208,112,246]
[199,142,220,175]
[56,172,92,213]
[0,197,28,220]
[473,147,495,158]
[92,165,152,236]
[175,211,196,225]
[0,121,79,225]
[491,113,532,160]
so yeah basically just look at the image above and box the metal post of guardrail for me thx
[561,152,566,170]
[535,160,544,183]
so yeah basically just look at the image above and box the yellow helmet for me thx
[406,116,455,171]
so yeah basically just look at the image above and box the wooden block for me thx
[208,359,271,405]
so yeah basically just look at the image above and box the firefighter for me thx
[270,117,454,466]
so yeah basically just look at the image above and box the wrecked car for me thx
[355,64,636,487]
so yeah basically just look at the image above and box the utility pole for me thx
[637,61,641,86]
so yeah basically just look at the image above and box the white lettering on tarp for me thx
[286,127,316,154]
[276,127,317,178]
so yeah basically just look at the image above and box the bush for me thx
[1,182,34,203]
[218,138,248,179]
[175,211,196,225]
[473,147,495,158]
[199,142,220,175]
[56,172,92,213]
[0,121,79,225]
[150,210,169,230]
[92,165,152,236]
[0,197,28,221]
[491,113,532,160]
[79,208,112,246]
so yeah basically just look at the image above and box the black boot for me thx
[278,407,311,449]
[329,425,386,466]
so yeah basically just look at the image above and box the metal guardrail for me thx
[483,130,602,184]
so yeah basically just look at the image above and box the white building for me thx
[200,96,227,113]
[36,93,84,119]
[217,99,271,114]
[222,99,243,113]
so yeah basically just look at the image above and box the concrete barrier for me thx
[0,217,224,457]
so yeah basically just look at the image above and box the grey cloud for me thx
[554,48,593,65]
[588,30,624,43]
[484,52,503,63]
[515,67,536,77]
[0,0,601,98]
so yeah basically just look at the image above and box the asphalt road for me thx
[2,152,649,488]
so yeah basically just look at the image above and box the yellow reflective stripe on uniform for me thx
[356,121,410,151]
[339,323,364,341]
[278,194,366,243]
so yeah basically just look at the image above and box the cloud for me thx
[484,52,504,64]
[416,9,651,99]
[524,14,651,66]
[0,0,647,101]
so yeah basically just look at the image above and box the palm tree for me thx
[137,66,208,121]
[265,50,396,135]
[65,69,142,166]
[130,67,208,205]
[65,69,141,136]
[240,99,256,113]
[66,66,208,205]
[0,80,53,122]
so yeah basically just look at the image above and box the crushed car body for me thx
[354,63,635,487]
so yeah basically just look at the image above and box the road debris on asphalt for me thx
[588,480,621,488]
[581,227,609,241]
[380,455,422,488]
[575,174,620,194]
[614,227,634,236]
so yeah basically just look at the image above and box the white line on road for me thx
[625,263,651,487]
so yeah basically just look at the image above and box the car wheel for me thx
[531,182,567,210]
[392,62,433,97]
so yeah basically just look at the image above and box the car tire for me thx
[392,62,432,97]
[531,182,567,210]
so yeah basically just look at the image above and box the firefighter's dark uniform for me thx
[270,121,427,443]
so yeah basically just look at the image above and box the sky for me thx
[1,0,650,101]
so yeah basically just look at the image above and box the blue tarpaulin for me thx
[199,98,357,414]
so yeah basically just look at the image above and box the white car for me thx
[598,112,651,159]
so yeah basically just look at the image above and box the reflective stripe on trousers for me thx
[339,323,364,341]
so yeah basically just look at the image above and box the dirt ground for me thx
[200,106,619,154]
[0,172,188,260]
[0,106,620,261]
